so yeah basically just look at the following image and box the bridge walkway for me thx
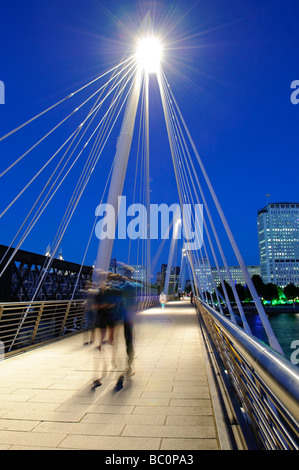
[0,300,230,450]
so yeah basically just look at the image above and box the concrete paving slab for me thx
[0,300,224,450]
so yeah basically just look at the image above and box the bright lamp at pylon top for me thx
[136,37,162,74]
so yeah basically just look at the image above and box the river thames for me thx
[243,306,299,365]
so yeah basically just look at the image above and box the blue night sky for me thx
[0,0,298,278]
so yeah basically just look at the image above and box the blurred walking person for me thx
[159,291,166,309]
[114,277,139,389]
[82,280,97,345]
[91,275,121,389]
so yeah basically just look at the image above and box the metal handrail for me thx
[0,296,159,357]
[0,299,86,356]
[195,298,299,450]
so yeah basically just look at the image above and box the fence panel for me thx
[195,298,299,450]
[0,299,86,356]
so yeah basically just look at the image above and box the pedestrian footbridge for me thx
[0,300,298,450]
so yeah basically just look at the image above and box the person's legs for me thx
[124,320,134,369]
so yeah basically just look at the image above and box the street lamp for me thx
[136,37,162,74]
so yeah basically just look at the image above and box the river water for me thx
[244,308,299,366]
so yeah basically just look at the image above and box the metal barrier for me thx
[0,296,159,358]
[195,298,299,450]
[0,299,86,357]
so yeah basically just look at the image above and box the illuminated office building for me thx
[194,258,213,293]
[193,259,260,293]
[211,265,261,288]
[131,265,146,282]
[257,203,299,287]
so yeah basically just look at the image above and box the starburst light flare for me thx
[136,36,162,74]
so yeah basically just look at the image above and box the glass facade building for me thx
[193,258,260,293]
[211,265,261,289]
[257,203,299,287]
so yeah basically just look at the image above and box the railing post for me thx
[0,305,3,322]
[31,303,44,344]
[60,302,71,336]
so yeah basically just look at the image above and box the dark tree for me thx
[263,283,279,301]
[251,275,266,297]
[284,283,299,300]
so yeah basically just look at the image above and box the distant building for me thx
[257,202,299,287]
[131,265,146,282]
[212,265,261,288]
[159,257,261,294]
[194,257,213,293]
[109,258,133,278]
[109,260,147,283]
[169,266,180,293]
[193,259,260,292]
[156,264,167,290]
[156,264,180,293]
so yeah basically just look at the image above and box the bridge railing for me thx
[195,297,299,450]
[0,299,86,357]
[0,295,159,357]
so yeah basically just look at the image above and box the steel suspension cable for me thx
[163,71,252,327]
[0,58,136,179]
[1,64,137,282]
[30,70,138,302]
[160,72,238,321]
[0,59,136,269]
[0,56,134,143]
[48,63,138,264]
[163,72,283,355]
[8,71,137,349]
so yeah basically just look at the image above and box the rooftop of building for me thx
[257,202,299,215]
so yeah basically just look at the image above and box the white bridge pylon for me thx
[0,14,284,356]
[92,15,283,355]
[93,13,156,287]
[93,66,143,284]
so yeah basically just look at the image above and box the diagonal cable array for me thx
[0,41,283,356]
[4,58,144,350]
[156,67,283,355]
[0,56,138,307]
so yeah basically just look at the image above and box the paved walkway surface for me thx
[0,301,222,450]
